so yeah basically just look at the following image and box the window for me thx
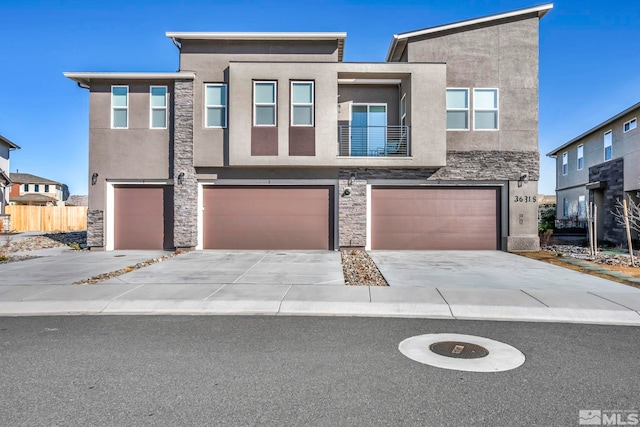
[578,195,586,218]
[624,118,637,133]
[254,81,277,126]
[111,86,128,129]
[446,88,468,130]
[473,89,498,130]
[44,184,49,193]
[291,81,314,126]
[23,184,28,192]
[577,145,584,170]
[205,84,227,128]
[562,152,568,175]
[604,130,612,161]
[34,184,40,192]
[563,198,568,217]
[150,86,167,129]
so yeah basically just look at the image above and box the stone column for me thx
[173,79,198,249]
[86,210,104,248]
[338,169,367,248]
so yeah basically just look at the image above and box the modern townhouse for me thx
[548,102,640,244]
[65,3,551,252]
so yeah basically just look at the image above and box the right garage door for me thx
[371,187,500,250]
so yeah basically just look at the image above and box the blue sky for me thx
[1,0,639,196]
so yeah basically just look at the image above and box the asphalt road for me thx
[0,316,638,426]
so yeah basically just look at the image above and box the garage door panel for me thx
[372,187,499,250]
[204,186,332,250]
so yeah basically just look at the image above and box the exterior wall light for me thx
[518,172,529,188]
[91,173,98,185]
[177,172,185,185]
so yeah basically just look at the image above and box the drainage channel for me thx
[398,333,525,372]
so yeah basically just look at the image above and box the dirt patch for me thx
[341,249,388,286]
[517,250,640,290]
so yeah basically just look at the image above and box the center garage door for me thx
[371,187,500,250]
[203,186,333,250]
[114,186,174,250]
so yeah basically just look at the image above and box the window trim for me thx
[604,129,612,161]
[562,151,568,176]
[472,88,499,131]
[577,144,584,171]
[290,81,314,127]
[111,85,129,129]
[623,117,637,133]
[34,184,40,192]
[446,88,469,131]
[253,81,277,127]
[204,83,228,129]
[44,184,49,193]
[149,85,168,129]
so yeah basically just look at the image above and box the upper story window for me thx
[44,184,49,192]
[446,88,469,130]
[291,81,314,126]
[150,86,167,129]
[473,89,498,130]
[624,118,637,133]
[604,130,612,161]
[111,86,128,129]
[562,152,568,175]
[577,145,584,170]
[23,184,28,192]
[34,184,40,192]
[254,81,277,126]
[205,84,227,128]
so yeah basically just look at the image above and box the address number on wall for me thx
[514,196,537,203]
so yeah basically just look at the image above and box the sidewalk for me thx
[1,250,639,325]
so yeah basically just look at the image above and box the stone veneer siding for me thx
[589,158,625,244]
[0,214,11,233]
[87,209,104,247]
[173,79,198,249]
[338,150,539,247]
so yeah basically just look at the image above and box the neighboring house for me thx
[66,195,88,207]
[548,102,640,244]
[9,173,67,206]
[0,134,20,227]
[65,4,551,252]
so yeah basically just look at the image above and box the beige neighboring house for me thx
[0,134,20,220]
[10,173,67,206]
[65,4,552,252]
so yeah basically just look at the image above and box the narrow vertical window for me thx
[34,184,40,192]
[578,195,586,218]
[604,130,612,161]
[473,88,498,130]
[205,84,227,128]
[562,152,568,175]
[446,88,468,130]
[577,145,584,170]
[563,198,568,217]
[23,184,28,192]
[291,81,314,126]
[44,184,49,193]
[254,81,277,126]
[111,86,128,129]
[150,86,167,129]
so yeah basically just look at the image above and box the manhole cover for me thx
[429,341,489,359]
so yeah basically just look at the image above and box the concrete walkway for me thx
[1,249,639,325]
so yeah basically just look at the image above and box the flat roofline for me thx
[63,72,196,88]
[0,133,20,150]
[386,3,553,62]
[167,32,347,62]
[547,101,640,157]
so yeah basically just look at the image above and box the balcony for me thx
[338,125,410,157]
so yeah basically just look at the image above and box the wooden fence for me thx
[5,206,87,232]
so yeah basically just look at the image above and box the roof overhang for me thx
[547,101,640,156]
[386,3,553,62]
[63,72,196,89]
[0,134,20,150]
[0,169,11,185]
[166,32,347,62]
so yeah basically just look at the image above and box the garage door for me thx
[371,187,500,250]
[114,186,174,250]
[203,186,333,250]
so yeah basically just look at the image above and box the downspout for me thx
[171,37,182,72]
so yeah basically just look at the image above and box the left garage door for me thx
[203,186,333,250]
[114,186,174,250]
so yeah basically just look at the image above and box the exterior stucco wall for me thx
[337,85,400,126]
[88,80,174,211]
[407,16,539,153]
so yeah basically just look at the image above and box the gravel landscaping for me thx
[341,249,388,286]
[0,231,87,264]
[544,244,639,267]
